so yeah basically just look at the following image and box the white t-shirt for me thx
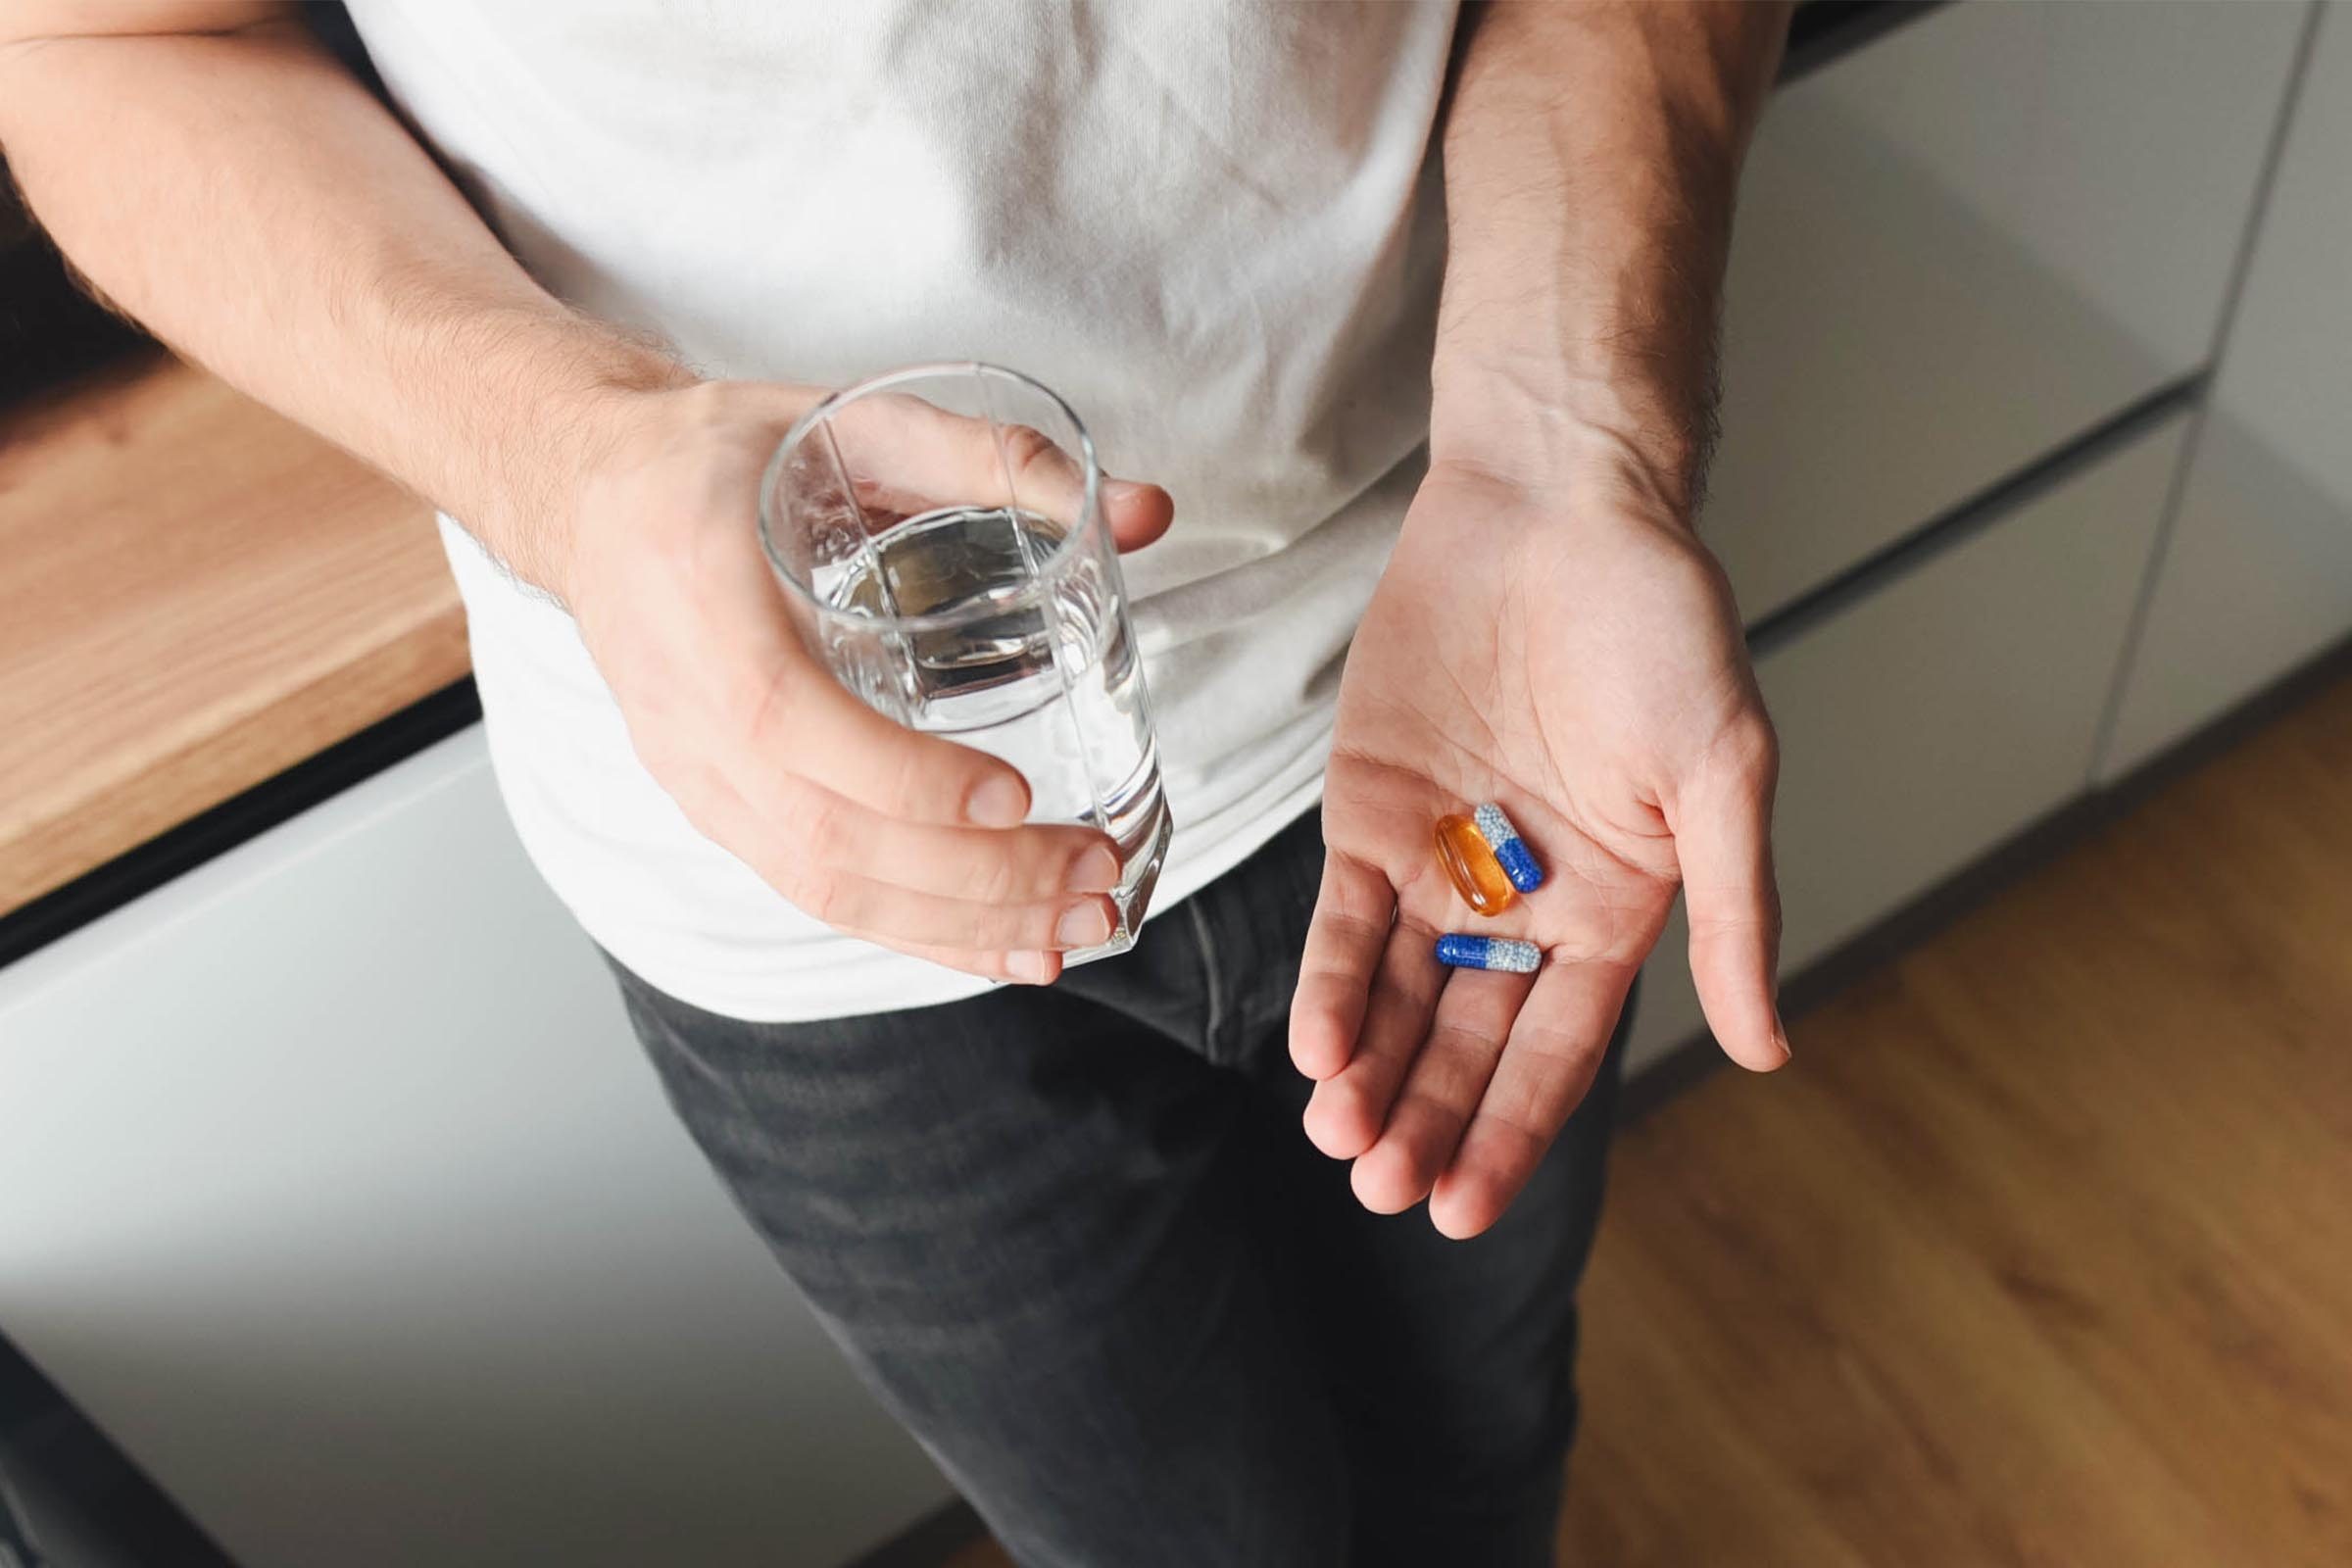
[345,0,1460,1020]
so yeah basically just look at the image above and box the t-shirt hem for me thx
[593,770,1329,1024]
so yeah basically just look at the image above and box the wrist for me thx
[540,376,830,613]
[483,384,656,608]
[484,360,697,609]
[1426,367,1704,529]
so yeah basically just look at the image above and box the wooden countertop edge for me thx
[0,606,472,916]
[0,355,476,926]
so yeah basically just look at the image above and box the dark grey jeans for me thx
[608,809,1627,1568]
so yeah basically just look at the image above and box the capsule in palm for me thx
[1436,934,1543,974]
[1473,803,1544,894]
[1434,813,1519,915]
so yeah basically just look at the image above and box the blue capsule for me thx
[1436,934,1543,974]
[1473,803,1544,893]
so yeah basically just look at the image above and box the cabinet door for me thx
[1629,416,2189,1069]
[0,733,951,1568]
[2100,5,2352,778]
[1711,1,2304,621]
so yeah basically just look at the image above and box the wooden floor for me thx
[950,673,2352,1567]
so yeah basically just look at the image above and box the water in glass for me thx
[819,503,1171,958]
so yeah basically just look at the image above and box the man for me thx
[1,2,1789,1561]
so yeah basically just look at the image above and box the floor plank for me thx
[943,674,2352,1566]
[1563,671,2352,1566]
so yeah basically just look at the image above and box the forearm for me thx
[0,6,687,598]
[1431,0,1788,516]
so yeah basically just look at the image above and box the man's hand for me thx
[564,380,1174,984]
[1292,0,1794,1235]
[1292,451,1786,1239]
[1,7,1192,983]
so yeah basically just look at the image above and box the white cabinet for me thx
[0,733,951,1568]
[2100,4,2352,777]
[1711,0,2306,620]
[1630,416,2190,1070]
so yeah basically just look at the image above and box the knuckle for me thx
[725,661,798,759]
[903,747,968,827]
[1390,1091,1454,1149]
[1723,711,1780,779]
[957,844,1022,905]
[1010,901,1072,950]
[1334,1076,1391,1139]
[987,906,1042,950]
[780,785,843,857]
[999,422,1058,474]
[1688,906,1767,938]
[797,871,849,925]
[1311,906,1390,956]
[880,742,946,820]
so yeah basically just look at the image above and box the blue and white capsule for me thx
[1473,803,1544,894]
[1436,934,1543,974]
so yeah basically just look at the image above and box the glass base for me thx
[1064,803,1172,967]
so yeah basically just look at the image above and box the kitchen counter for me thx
[0,353,466,920]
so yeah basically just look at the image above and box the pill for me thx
[1435,813,1518,915]
[1473,803,1544,894]
[1436,934,1543,974]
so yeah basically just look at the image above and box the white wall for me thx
[2101,4,2352,776]
[0,734,951,1568]
[1709,0,2306,619]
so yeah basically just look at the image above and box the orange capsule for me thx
[1434,813,1519,916]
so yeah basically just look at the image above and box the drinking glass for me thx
[759,364,1172,962]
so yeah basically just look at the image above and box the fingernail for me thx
[1065,844,1120,893]
[1056,901,1112,948]
[1007,952,1054,984]
[966,774,1027,828]
[1104,478,1148,506]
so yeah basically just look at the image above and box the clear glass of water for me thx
[758,363,1172,963]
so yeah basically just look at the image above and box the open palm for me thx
[1291,460,1789,1238]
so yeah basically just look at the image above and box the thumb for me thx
[1103,477,1174,552]
[1669,717,1791,1071]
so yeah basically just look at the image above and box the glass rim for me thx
[757,361,1103,634]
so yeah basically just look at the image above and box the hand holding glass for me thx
[760,365,1172,964]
